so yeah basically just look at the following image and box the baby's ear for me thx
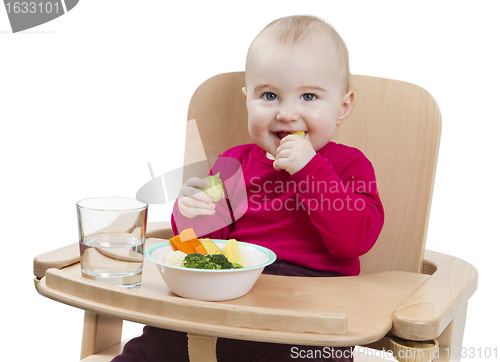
[337,90,354,125]
[241,87,248,101]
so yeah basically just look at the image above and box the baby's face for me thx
[244,35,352,158]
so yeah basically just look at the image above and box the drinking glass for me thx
[77,197,148,289]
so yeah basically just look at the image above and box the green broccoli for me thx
[182,253,243,270]
[208,254,236,269]
[182,253,206,269]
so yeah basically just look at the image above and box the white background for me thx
[2,1,499,361]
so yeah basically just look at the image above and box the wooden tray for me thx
[35,238,429,347]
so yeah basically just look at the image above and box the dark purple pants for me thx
[112,261,353,362]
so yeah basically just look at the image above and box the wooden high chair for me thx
[34,73,478,362]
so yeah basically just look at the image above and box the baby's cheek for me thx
[248,116,269,138]
[247,122,260,142]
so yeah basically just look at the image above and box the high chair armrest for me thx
[146,221,174,240]
[391,250,478,340]
[34,243,80,280]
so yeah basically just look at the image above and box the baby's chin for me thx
[248,133,272,152]
[254,140,277,159]
[263,147,277,159]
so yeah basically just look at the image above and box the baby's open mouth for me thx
[275,131,305,140]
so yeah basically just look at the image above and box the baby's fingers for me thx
[180,196,216,212]
[180,178,213,202]
[273,156,290,172]
[185,177,207,189]
[182,185,213,202]
[178,195,216,218]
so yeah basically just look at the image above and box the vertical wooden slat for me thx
[434,304,468,362]
[80,311,123,360]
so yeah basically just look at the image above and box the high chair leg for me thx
[81,311,123,360]
[434,303,468,362]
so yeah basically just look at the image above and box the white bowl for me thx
[145,239,276,301]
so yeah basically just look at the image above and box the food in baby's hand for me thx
[182,252,242,270]
[163,250,187,267]
[224,239,246,267]
[292,131,305,138]
[199,172,224,202]
[200,238,224,255]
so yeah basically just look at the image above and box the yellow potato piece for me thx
[199,238,224,255]
[292,131,305,138]
[224,239,245,267]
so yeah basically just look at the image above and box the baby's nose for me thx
[276,106,299,122]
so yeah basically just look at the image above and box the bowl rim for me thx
[145,239,277,272]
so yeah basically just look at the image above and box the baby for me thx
[114,15,384,362]
[174,15,383,277]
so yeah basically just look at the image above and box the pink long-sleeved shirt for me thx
[172,142,384,276]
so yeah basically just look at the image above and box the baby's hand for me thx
[273,134,316,175]
[178,177,216,218]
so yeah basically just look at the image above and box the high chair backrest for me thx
[185,72,441,274]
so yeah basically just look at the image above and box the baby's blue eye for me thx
[263,92,277,101]
[301,93,316,101]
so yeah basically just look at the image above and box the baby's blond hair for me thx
[247,15,351,92]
